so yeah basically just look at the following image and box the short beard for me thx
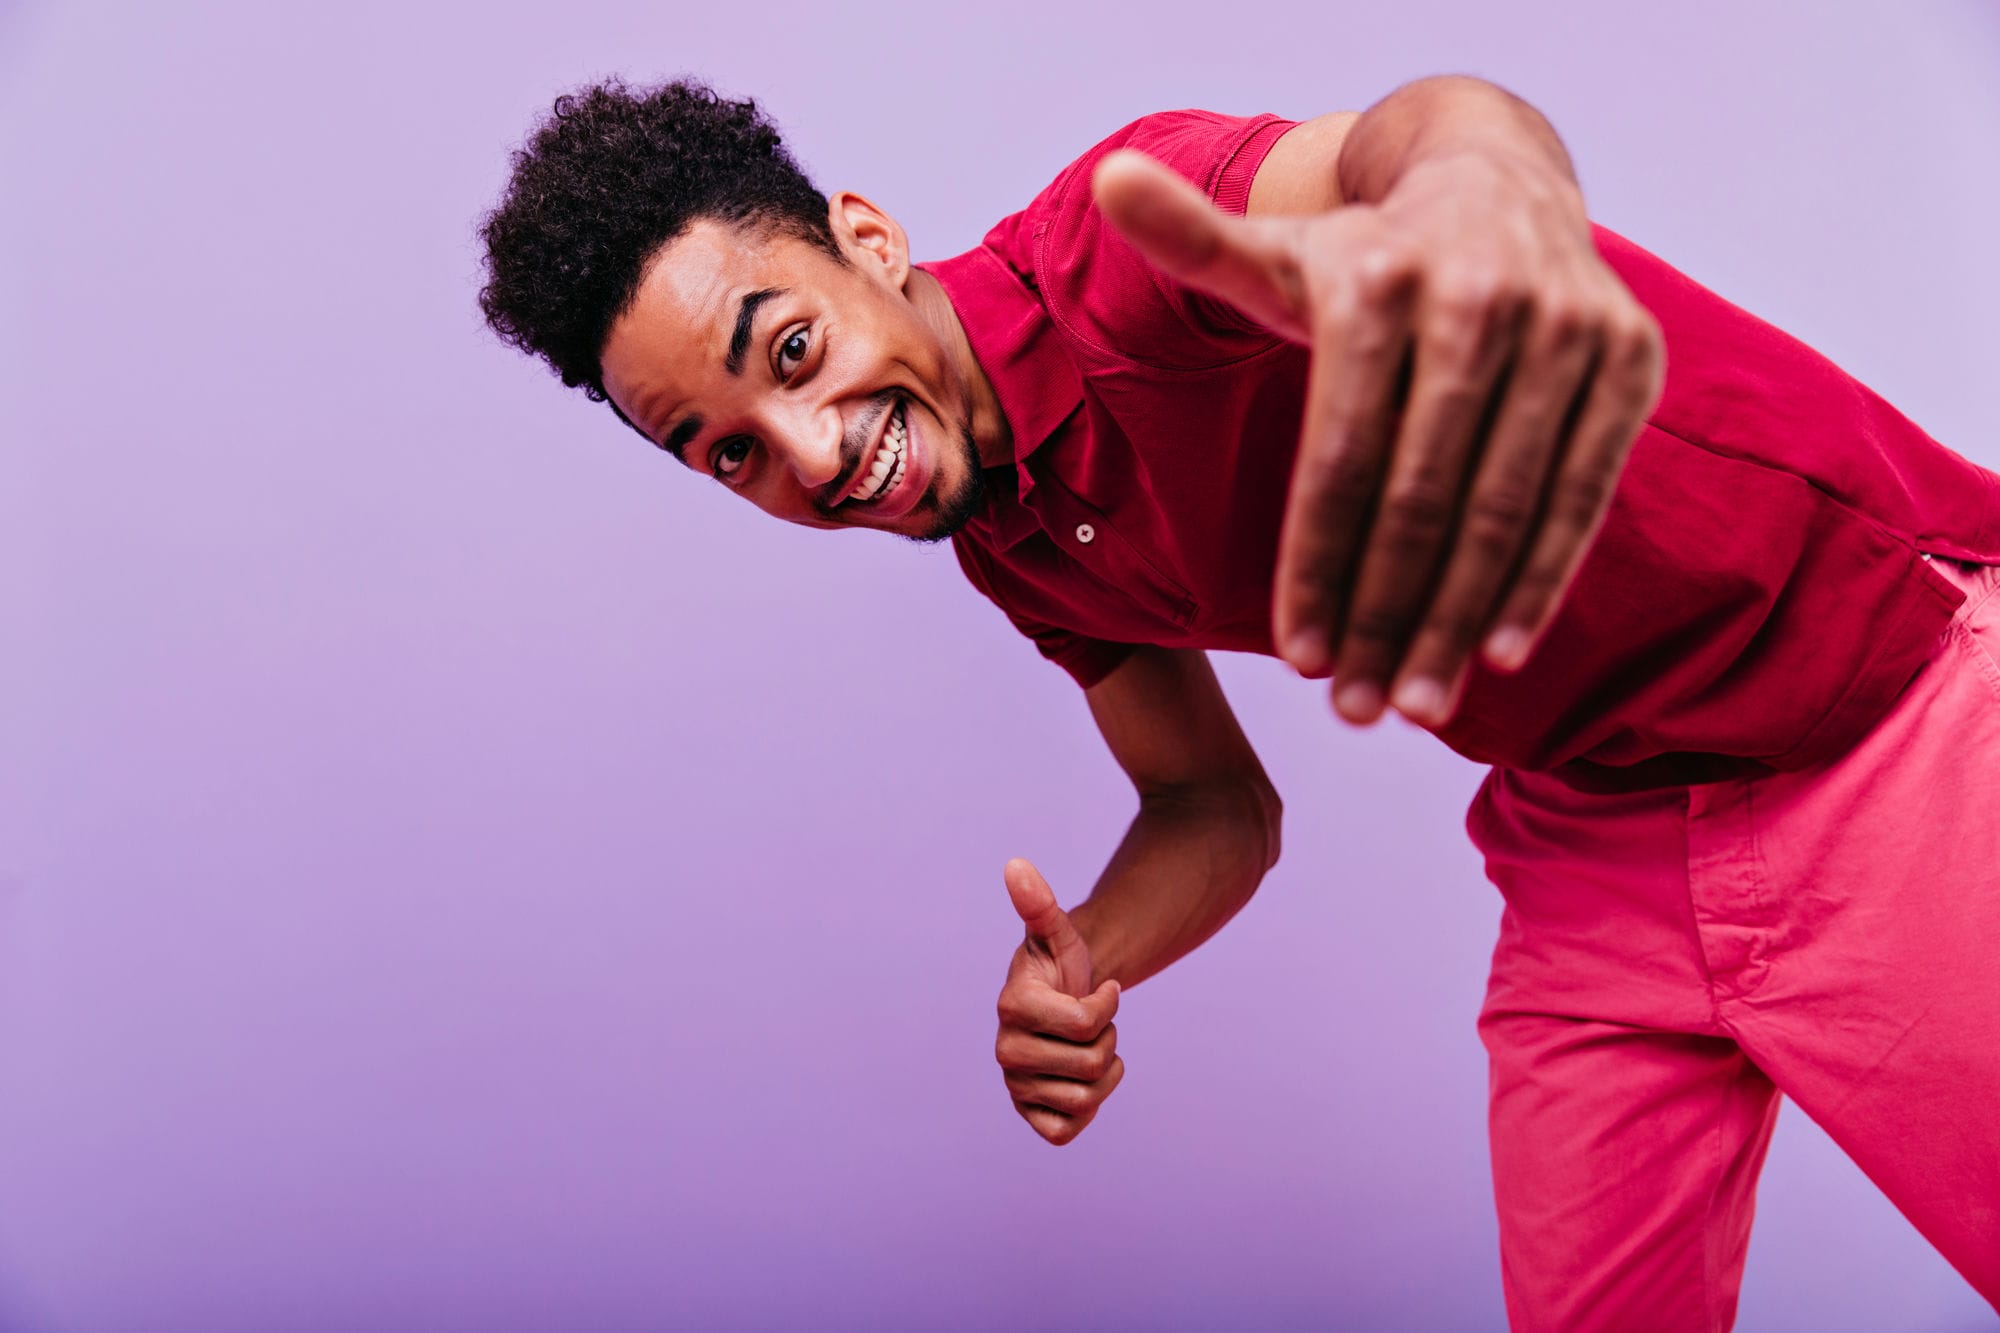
[899,423,988,545]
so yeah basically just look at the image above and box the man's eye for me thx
[777,327,810,378]
[715,437,754,478]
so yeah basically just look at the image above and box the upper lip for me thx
[836,398,900,507]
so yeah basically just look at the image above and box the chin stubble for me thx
[899,423,988,546]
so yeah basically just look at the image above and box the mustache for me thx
[818,392,900,509]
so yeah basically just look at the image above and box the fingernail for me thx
[1285,628,1330,675]
[1334,680,1384,723]
[1484,626,1532,670]
[1392,677,1445,724]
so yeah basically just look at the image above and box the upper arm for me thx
[1084,645,1277,803]
[1246,110,1360,217]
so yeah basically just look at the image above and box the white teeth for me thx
[847,404,909,505]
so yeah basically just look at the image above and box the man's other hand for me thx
[1092,146,1664,727]
[995,858,1124,1146]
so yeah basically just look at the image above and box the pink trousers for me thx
[1465,555,2000,1332]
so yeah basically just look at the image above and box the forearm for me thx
[1068,780,1282,990]
[1338,74,1580,211]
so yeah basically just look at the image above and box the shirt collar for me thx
[918,244,1084,543]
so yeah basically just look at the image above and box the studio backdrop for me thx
[3,2,1997,1329]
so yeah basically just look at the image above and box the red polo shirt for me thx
[921,110,2000,790]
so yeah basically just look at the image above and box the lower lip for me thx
[862,401,932,521]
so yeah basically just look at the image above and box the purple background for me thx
[4,2,1998,1329]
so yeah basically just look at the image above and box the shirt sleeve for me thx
[1028,109,1298,370]
[951,537,1136,690]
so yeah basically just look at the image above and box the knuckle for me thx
[1378,483,1458,544]
[1435,265,1525,327]
[1267,246,1310,315]
[1418,314,1492,374]
[1555,464,1617,520]
[1463,486,1537,551]
[1603,319,1657,378]
[1511,555,1567,599]
[1429,376,1495,419]
[1535,297,1596,352]
[1620,306,1664,351]
[1318,305,1401,362]
[1457,519,1525,577]
[1540,487,1595,539]
[1300,443,1381,507]
[1353,240,1420,298]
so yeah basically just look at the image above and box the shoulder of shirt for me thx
[984,109,1290,374]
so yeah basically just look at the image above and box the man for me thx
[478,75,2000,1329]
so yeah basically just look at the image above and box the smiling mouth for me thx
[841,400,909,508]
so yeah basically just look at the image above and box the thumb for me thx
[1091,148,1308,339]
[1004,857,1095,999]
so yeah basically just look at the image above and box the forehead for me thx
[601,219,826,423]
[637,218,794,328]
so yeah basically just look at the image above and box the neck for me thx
[906,266,1013,470]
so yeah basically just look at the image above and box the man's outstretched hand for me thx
[995,858,1123,1146]
[1092,145,1665,727]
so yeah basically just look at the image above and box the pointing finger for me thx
[1272,246,1420,680]
[1385,298,1599,722]
[1092,149,1309,339]
[1483,314,1659,668]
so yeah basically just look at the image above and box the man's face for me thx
[600,203,985,542]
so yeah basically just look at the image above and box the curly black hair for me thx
[478,78,838,404]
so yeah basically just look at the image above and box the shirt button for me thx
[1075,523,1096,545]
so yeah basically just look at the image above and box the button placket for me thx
[1029,475,1197,630]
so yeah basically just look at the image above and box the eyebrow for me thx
[661,413,704,462]
[725,287,787,376]
[651,286,790,463]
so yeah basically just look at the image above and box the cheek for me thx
[743,477,836,529]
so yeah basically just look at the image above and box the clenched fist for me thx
[994,858,1124,1146]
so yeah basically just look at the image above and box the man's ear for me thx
[828,191,910,289]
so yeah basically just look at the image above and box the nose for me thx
[769,401,845,494]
